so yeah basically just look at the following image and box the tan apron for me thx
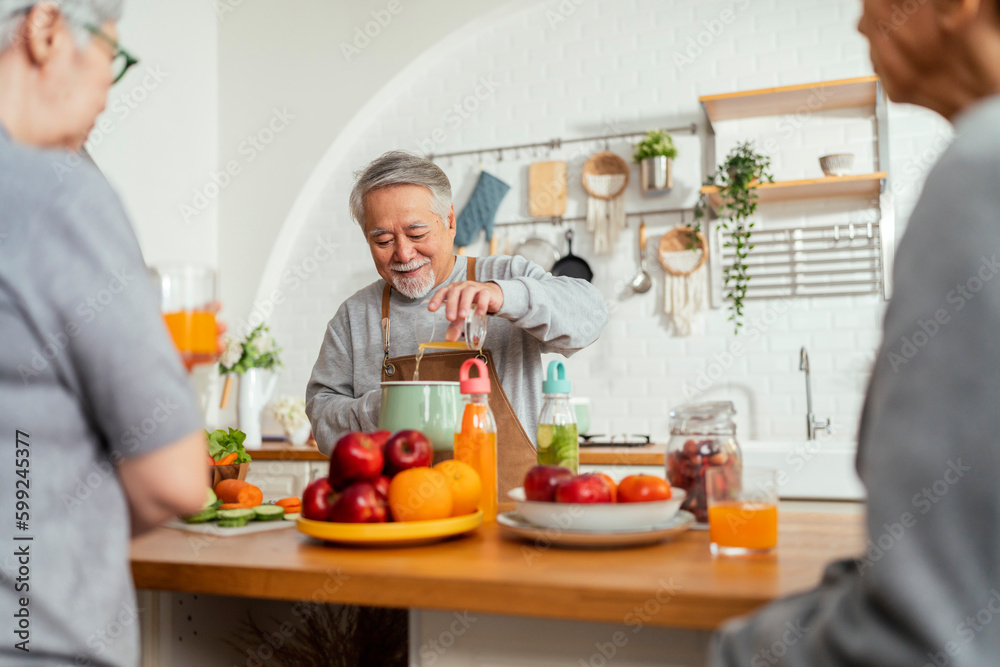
[380,257,538,498]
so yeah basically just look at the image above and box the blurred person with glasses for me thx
[0,2,208,665]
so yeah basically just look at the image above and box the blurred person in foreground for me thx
[712,1,1000,665]
[0,1,207,665]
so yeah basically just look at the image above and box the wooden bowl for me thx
[209,462,249,488]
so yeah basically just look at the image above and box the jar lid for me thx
[669,401,736,434]
[459,358,490,394]
[542,360,571,394]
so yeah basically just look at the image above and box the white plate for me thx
[507,486,686,532]
[163,518,296,536]
[497,511,694,549]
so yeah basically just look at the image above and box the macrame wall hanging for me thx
[659,225,709,336]
[582,151,629,254]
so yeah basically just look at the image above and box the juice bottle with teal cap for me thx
[536,360,578,473]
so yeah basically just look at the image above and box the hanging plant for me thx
[710,141,773,333]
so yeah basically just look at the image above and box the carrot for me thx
[275,497,301,509]
[220,502,250,510]
[237,484,263,508]
[216,452,238,466]
[214,479,249,503]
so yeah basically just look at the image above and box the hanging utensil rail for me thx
[426,124,698,162]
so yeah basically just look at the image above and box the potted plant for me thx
[268,396,312,447]
[633,129,678,193]
[709,141,774,333]
[220,324,282,447]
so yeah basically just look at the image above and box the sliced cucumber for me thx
[282,513,300,521]
[204,488,218,508]
[217,516,250,528]
[217,508,256,521]
[184,508,218,524]
[254,505,285,521]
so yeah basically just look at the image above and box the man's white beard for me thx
[391,259,435,299]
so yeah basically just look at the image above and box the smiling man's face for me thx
[364,184,457,299]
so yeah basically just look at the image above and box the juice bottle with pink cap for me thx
[453,358,497,521]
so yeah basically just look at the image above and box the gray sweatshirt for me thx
[306,254,608,457]
[711,95,1000,665]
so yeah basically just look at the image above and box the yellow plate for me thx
[297,511,483,546]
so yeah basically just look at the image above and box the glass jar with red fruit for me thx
[665,401,741,525]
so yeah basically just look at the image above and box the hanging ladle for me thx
[631,220,652,294]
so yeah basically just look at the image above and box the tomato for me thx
[617,475,672,503]
[594,472,617,502]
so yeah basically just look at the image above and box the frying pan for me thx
[551,230,593,282]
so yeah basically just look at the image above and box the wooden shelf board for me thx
[700,172,887,209]
[700,76,880,122]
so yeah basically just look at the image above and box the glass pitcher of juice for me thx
[151,264,218,366]
[413,307,487,381]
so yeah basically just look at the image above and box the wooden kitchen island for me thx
[131,505,864,665]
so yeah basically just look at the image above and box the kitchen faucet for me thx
[799,347,831,441]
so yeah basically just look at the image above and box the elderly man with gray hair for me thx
[0,2,208,665]
[307,151,608,491]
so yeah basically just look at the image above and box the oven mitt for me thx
[455,171,509,247]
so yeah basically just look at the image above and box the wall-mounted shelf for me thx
[698,75,894,303]
[700,172,887,210]
[699,76,880,124]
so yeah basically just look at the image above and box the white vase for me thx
[237,369,278,449]
[284,423,312,447]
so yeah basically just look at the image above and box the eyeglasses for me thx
[84,24,138,84]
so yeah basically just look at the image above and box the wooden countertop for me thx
[246,440,663,466]
[248,442,662,466]
[247,441,327,461]
[131,508,863,630]
[579,441,666,466]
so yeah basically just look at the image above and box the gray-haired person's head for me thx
[349,151,452,233]
[0,0,124,53]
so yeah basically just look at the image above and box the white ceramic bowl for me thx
[819,153,854,177]
[507,487,686,532]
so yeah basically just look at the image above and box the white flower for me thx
[268,396,308,429]
[220,334,243,369]
[256,335,275,354]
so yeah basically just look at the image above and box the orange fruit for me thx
[595,472,617,502]
[387,467,453,522]
[434,460,482,516]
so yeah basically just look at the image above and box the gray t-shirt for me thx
[711,95,1000,665]
[0,125,202,666]
[306,254,608,456]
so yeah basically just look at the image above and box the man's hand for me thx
[427,281,504,342]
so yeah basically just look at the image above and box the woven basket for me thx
[658,226,709,277]
[582,151,629,199]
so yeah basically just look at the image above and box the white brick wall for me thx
[262,0,951,443]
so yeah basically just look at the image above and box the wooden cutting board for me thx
[528,161,567,217]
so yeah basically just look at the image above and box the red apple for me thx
[372,475,391,500]
[301,477,335,521]
[329,431,384,489]
[328,482,387,523]
[523,465,575,502]
[369,430,392,451]
[383,430,433,476]
[554,473,613,504]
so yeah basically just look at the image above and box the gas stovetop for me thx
[578,434,652,448]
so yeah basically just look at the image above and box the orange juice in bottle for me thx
[453,358,497,521]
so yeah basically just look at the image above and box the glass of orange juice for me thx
[151,264,218,367]
[707,466,778,556]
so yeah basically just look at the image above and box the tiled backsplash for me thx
[263,0,951,442]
